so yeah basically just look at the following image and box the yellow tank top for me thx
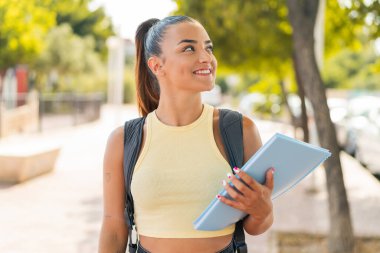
[131,103,235,238]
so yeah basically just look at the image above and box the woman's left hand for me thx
[218,167,275,222]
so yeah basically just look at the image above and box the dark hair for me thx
[135,16,196,116]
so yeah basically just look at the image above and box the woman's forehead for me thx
[163,22,210,45]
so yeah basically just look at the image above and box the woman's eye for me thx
[184,46,194,52]
[207,45,214,53]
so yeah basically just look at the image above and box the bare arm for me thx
[98,126,129,253]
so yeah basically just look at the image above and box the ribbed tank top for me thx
[131,103,235,238]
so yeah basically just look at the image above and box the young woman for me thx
[98,16,274,253]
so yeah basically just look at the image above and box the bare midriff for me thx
[138,234,233,253]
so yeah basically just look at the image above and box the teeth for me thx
[195,69,211,74]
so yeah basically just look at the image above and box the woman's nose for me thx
[199,49,212,63]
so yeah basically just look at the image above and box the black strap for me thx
[123,117,146,253]
[218,109,244,169]
[123,108,247,253]
[218,109,247,253]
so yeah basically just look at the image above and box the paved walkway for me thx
[0,104,379,253]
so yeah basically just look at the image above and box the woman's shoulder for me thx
[105,126,125,154]
[241,114,262,163]
[241,114,258,133]
[107,117,145,144]
[106,119,147,152]
[108,125,124,142]
[212,107,257,130]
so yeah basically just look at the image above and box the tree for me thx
[323,45,380,90]
[174,0,292,74]
[338,0,380,38]
[286,1,355,252]
[51,0,114,57]
[0,0,55,69]
[33,24,104,92]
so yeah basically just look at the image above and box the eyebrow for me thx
[177,39,212,45]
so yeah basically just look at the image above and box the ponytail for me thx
[135,18,160,117]
[134,16,196,117]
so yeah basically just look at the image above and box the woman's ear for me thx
[147,56,164,76]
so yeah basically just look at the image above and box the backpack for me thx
[123,108,248,253]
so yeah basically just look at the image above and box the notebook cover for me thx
[193,133,331,231]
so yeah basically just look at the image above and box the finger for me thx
[232,167,262,192]
[265,167,275,191]
[222,179,244,202]
[217,194,244,211]
[228,173,254,196]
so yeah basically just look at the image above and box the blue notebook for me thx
[193,133,331,231]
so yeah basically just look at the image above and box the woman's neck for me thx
[155,95,204,127]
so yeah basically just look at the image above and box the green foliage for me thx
[32,24,106,93]
[51,0,114,58]
[248,75,282,95]
[71,71,107,93]
[34,24,101,74]
[339,0,380,38]
[322,44,380,90]
[0,0,116,96]
[325,0,362,56]
[215,75,229,94]
[174,0,292,76]
[325,1,380,57]
[0,0,55,69]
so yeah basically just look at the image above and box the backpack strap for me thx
[123,117,146,253]
[218,109,244,168]
[218,108,247,253]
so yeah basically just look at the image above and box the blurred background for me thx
[0,0,379,252]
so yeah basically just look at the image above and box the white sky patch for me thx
[363,0,375,7]
[89,0,177,39]
[374,38,380,55]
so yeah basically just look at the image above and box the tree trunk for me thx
[292,53,310,143]
[278,80,296,124]
[279,79,309,142]
[286,1,355,253]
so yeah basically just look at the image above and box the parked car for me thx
[354,105,380,174]
[334,96,380,156]
[327,98,348,124]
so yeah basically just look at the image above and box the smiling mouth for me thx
[193,69,212,75]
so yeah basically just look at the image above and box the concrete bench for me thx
[0,135,61,183]
[0,148,60,183]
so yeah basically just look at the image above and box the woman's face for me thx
[152,21,217,93]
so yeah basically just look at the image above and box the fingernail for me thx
[271,168,275,174]
[216,194,221,199]
[227,173,232,179]
[222,180,227,186]
[233,167,240,173]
